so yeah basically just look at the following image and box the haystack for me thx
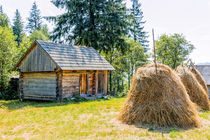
[176,66,210,110]
[190,66,209,95]
[117,63,200,128]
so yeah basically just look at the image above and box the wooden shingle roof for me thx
[196,64,210,85]
[15,40,115,71]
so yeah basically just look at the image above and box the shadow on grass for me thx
[0,98,108,110]
[133,123,192,134]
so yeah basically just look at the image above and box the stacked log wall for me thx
[22,72,57,100]
[62,73,80,98]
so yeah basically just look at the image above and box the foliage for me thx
[0,5,3,14]
[40,24,50,39]
[29,29,50,42]
[156,34,194,68]
[104,38,148,94]
[50,0,128,53]
[0,27,17,93]
[130,0,149,51]
[0,79,19,100]
[13,9,24,46]
[17,34,32,60]
[0,13,10,27]
[27,2,42,33]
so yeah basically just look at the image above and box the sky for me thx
[0,0,210,64]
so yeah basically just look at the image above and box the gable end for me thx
[15,42,58,72]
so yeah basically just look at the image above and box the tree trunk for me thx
[117,78,119,92]
[109,54,113,94]
[128,62,130,90]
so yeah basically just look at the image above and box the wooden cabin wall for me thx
[56,71,62,101]
[98,72,104,94]
[104,70,108,94]
[19,45,56,72]
[22,72,57,100]
[80,74,87,94]
[62,73,80,98]
[87,73,96,94]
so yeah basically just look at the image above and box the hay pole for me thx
[189,59,195,68]
[152,28,158,74]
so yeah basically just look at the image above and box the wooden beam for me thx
[59,72,63,101]
[81,74,87,94]
[95,71,98,95]
[104,70,108,94]
[19,73,24,101]
[56,71,59,101]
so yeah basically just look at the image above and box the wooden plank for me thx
[95,71,98,95]
[62,73,79,97]
[19,73,24,100]
[24,90,56,95]
[62,71,96,74]
[104,70,108,94]
[80,74,87,94]
[59,72,63,101]
[22,72,57,98]
[23,81,56,85]
[19,45,56,72]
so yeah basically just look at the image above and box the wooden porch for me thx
[58,70,108,99]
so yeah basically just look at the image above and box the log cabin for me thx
[196,64,210,98]
[13,40,114,101]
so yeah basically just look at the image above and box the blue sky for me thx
[1,0,210,64]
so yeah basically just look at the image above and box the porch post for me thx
[95,71,98,95]
[104,70,108,94]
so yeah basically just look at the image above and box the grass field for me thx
[0,97,209,140]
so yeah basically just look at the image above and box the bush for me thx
[0,77,19,100]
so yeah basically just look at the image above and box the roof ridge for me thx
[36,40,91,48]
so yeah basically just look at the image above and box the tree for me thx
[40,24,50,39]
[103,38,148,95]
[0,26,17,93]
[27,2,42,33]
[130,0,149,51]
[17,34,32,60]
[0,6,10,27]
[0,5,3,14]
[126,38,148,88]
[50,0,128,52]
[29,29,50,42]
[13,9,24,46]
[156,34,194,68]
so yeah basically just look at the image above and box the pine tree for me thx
[13,9,23,46]
[0,5,3,14]
[50,0,128,52]
[27,2,42,33]
[130,0,149,51]
[0,6,10,27]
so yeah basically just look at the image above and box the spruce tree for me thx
[0,5,3,14]
[0,6,10,27]
[130,0,149,51]
[13,9,23,45]
[27,2,42,33]
[50,0,128,52]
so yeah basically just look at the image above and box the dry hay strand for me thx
[176,65,210,110]
[117,63,200,128]
[190,66,209,96]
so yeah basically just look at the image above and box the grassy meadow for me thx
[0,97,209,140]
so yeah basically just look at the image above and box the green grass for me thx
[0,97,209,140]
